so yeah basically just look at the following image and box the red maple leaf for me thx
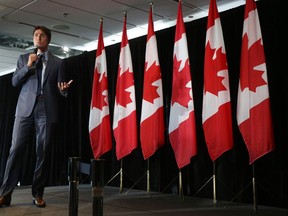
[91,69,108,110]
[240,36,267,92]
[171,57,192,108]
[143,61,161,103]
[116,68,134,107]
[204,42,227,96]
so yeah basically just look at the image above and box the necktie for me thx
[36,54,44,95]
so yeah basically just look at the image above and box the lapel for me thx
[24,53,38,91]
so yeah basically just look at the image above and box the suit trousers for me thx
[0,96,53,198]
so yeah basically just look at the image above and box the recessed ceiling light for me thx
[63,46,69,52]
[52,24,69,30]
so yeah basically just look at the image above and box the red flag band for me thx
[140,4,165,160]
[168,0,197,169]
[202,0,233,161]
[113,14,138,160]
[89,19,112,159]
[237,0,274,164]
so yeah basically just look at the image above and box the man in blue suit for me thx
[0,26,72,208]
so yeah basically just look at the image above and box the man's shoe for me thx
[0,195,11,207]
[32,197,46,208]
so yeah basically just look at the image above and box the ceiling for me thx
[0,0,245,76]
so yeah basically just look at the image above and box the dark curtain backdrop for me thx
[1,0,287,209]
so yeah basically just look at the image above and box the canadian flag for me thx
[237,0,274,164]
[113,14,138,160]
[89,19,112,159]
[202,0,233,161]
[140,5,165,160]
[168,0,197,169]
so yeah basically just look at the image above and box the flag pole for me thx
[120,158,123,193]
[124,164,149,195]
[104,158,123,193]
[122,156,149,195]
[147,158,150,194]
[213,161,217,206]
[193,161,216,205]
[252,163,258,213]
[230,163,258,213]
[179,169,184,199]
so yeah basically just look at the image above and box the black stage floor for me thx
[0,184,287,216]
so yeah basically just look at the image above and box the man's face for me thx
[33,29,49,50]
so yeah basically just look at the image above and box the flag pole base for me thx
[124,159,151,195]
[230,164,257,213]
[193,161,232,206]
[104,158,148,194]
[161,172,183,199]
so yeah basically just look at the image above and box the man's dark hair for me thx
[33,26,51,43]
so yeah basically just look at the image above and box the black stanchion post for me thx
[68,157,80,216]
[91,159,105,216]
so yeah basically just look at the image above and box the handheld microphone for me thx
[33,47,43,67]
[31,47,38,67]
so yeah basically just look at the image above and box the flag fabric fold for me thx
[202,0,233,161]
[168,0,197,169]
[113,14,138,160]
[237,0,274,164]
[140,5,165,160]
[89,19,112,159]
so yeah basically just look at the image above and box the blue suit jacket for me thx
[12,51,66,123]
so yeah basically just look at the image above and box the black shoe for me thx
[32,197,46,208]
[0,195,11,207]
